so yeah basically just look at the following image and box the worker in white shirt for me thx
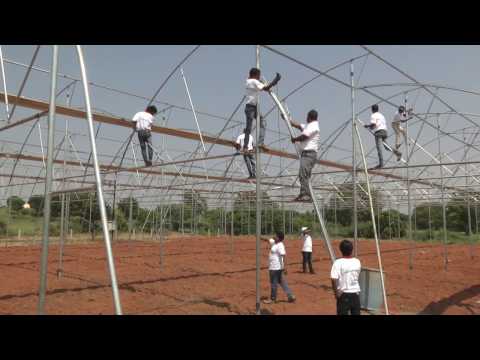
[330,239,362,315]
[289,110,320,202]
[392,105,413,153]
[234,129,256,179]
[244,68,281,150]
[300,227,314,274]
[364,104,401,168]
[132,105,158,167]
[261,232,296,304]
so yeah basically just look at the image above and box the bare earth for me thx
[0,235,478,315]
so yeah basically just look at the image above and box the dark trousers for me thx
[245,104,266,147]
[243,154,256,177]
[138,129,153,166]
[299,150,317,197]
[374,130,388,167]
[336,293,361,315]
[269,270,293,301]
[302,251,314,273]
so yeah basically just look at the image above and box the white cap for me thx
[301,227,309,232]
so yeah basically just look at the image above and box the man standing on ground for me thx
[392,105,413,158]
[330,239,362,315]
[300,227,314,274]
[132,105,158,167]
[364,104,401,168]
[290,110,320,202]
[261,232,296,304]
[234,129,256,179]
[244,68,281,150]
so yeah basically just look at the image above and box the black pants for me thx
[138,129,153,166]
[302,251,314,273]
[336,293,361,315]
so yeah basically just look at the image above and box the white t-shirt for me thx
[370,112,387,132]
[236,133,254,151]
[268,239,286,270]
[302,234,312,252]
[245,78,265,106]
[133,111,154,131]
[330,257,361,293]
[298,121,320,152]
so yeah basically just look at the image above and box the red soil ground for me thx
[0,235,478,315]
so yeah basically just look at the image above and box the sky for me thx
[1,45,480,206]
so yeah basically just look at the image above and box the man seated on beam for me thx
[290,109,320,202]
[132,105,158,167]
[244,68,281,151]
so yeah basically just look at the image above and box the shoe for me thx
[247,176,255,180]
[263,299,276,304]
[288,295,296,303]
[372,164,382,170]
[397,152,402,161]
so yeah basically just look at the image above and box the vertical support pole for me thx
[159,205,163,266]
[58,87,73,278]
[38,45,58,315]
[475,204,478,235]
[255,45,262,315]
[350,60,358,256]
[428,204,432,241]
[89,192,94,242]
[436,117,448,271]
[248,195,251,235]
[231,201,234,255]
[388,201,392,240]
[334,192,337,238]
[181,199,184,234]
[0,45,9,119]
[405,93,414,270]
[377,201,381,240]
[464,130,474,259]
[58,192,65,278]
[128,195,133,245]
[75,45,122,314]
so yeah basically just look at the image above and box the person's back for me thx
[132,106,157,166]
[133,110,154,131]
[370,111,387,132]
[331,257,361,293]
[331,239,361,315]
